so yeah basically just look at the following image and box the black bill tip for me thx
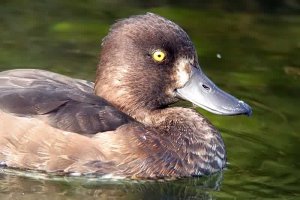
[237,100,252,116]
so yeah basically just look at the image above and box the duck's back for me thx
[0,69,133,134]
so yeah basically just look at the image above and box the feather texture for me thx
[0,69,133,134]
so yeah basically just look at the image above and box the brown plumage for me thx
[0,13,251,179]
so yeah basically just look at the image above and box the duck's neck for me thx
[140,107,227,175]
[94,63,177,118]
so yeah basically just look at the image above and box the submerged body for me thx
[0,13,251,179]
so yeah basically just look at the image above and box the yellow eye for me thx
[152,50,166,62]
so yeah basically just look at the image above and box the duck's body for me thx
[0,13,251,179]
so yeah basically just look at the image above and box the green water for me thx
[0,1,299,199]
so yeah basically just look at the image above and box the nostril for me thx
[202,84,210,91]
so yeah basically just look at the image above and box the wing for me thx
[0,69,133,134]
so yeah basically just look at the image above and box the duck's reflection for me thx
[0,168,223,199]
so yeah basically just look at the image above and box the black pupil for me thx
[158,54,161,57]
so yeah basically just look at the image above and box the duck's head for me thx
[95,13,251,117]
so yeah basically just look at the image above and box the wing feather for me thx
[0,69,133,134]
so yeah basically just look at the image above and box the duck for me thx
[0,13,251,179]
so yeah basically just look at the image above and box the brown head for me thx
[95,13,252,119]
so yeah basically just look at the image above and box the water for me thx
[0,1,299,199]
